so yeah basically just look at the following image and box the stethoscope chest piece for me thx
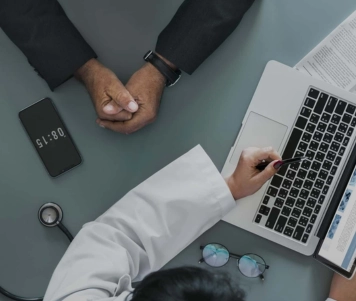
[38,203,63,227]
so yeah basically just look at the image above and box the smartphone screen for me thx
[19,98,82,177]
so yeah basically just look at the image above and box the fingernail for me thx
[128,101,138,112]
[99,124,105,129]
[273,160,283,170]
[105,104,115,112]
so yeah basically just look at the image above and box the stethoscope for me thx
[0,203,73,301]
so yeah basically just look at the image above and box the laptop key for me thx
[255,214,262,223]
[327,123,337,134]
[330,141,340,152]
[314,179,324,189]
[296,117,308,130]
[298,142,308,152]
[299,189,309,200]
[313,132,322,142]
[288,217,298,227]
[318,195,325,205]
[310,214,317,224]
[262,195,270,205]
[301,160,311,170]
[342,113,352,124]
[339,147,345,156]
[274,198,284,208]
[271,175,283,188]
[314,205,321,214]
[311,161,321,172]
[318,170,328,180]
[259,205,270,216]
[326,176,333,185]
[330,166,337,176]
[299,216,308,227]
[302,132,312,142]
[278,188,288,199]
[307,170,317,181]
[292,208,301,218]
[323,133,333,143]
[321,113,331,123]
[290,188,299,198]
[347,127,354,137]
[310,114,320,124]
[325,97,337,113]
[265,207,280,229]
[346,104,356,115]
[317,122,327,132]
[290,162,300,171]
[307,198,317,208]
[322,160,332,171]
[305,97,317,107]
[343,136,350,147]
[335,132,344,143]
[310,141,319,151]
[306,123,316,133]
[306,224,313,234]
[293,226,305,241]
[335,100,347,115]
[303,180,313,190]
[301,107,312,118]
[338,123,348,133]
[302,207,313,217]
[274,215,287,233]
[331,114,341,125]
[352,117,356,127]
[308,89,320,100]
[296,199,306,209]
[293,178,303,188]
[311,188,321,199]
[302,234,309,244]
[282,179,292,189]
[282,206,291,217]
[322,185,330,195]
[306,150,316,160]
[267,186,278,197]
[283,226,294,237]
[335,156,342,166]
[326,151,336,162]
[314,93,328,114]
[286,197,296,207]
[297,169,307,179]
[315,152,325,163]
[286,170,296,180]
[283,128,303,159]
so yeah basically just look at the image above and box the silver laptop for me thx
[222,60,356,278]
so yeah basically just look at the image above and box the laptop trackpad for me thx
[229,112,288,166]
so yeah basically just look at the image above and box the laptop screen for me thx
[318,164,356,273]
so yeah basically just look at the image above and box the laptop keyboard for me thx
[255,87,356,244]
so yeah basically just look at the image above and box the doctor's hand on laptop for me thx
[226,146,281,200]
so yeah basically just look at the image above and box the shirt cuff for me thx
[326,298,337,301]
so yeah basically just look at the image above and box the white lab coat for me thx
[43,145,334,301]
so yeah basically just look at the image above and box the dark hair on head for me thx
[128,266,245,301]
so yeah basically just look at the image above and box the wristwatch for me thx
[143,51,181,87]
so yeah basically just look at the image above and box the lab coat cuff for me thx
[196,146,236,217]
[325,298,337,301]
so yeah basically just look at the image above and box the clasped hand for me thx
[75,58,166,134]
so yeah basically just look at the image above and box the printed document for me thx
[319,165,356,271]
[295,11,356,94]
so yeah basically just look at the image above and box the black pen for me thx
[255,156,307,171]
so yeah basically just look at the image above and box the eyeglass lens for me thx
[238,254,266,278]
[202,243,230,267]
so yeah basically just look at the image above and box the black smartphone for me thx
[19,98,82,177]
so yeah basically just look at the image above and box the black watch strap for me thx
[143,51,181,87]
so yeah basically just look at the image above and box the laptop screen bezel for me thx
[313,139,356,278]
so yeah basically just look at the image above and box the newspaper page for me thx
[295,11,356,94]
[319,166,356,271]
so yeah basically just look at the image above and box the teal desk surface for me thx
[1,1,355,300]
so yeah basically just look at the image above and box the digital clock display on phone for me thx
[19,98,82,177]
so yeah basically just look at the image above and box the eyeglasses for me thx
[198,243,269,280]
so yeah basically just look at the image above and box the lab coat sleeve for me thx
[43,145,236,301]
[326,298,336,301]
